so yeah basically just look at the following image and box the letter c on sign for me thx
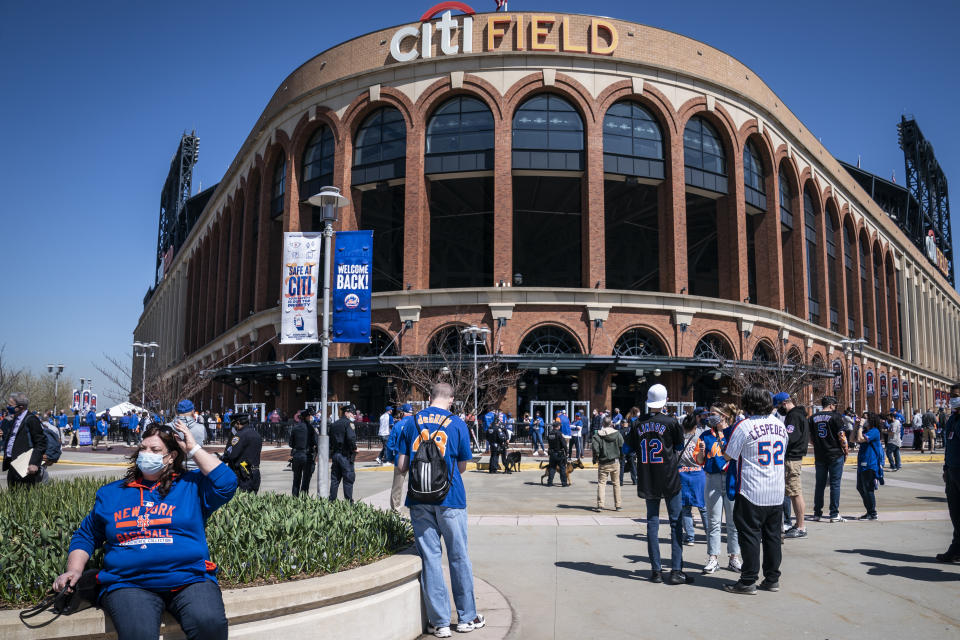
[391,25,420,62]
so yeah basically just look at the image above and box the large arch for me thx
[801,179,827,328]
[518,324,584,355]
[612,326,668,357]
[741,129,778,309]
[824,197,845,333]
[777,156,804,319]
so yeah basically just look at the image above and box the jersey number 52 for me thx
[757,441,784,466]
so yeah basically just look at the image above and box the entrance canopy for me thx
[101,402,147,416]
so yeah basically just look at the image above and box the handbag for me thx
[19,569,100,626]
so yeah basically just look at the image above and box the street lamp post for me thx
[840,338,867,412]
[132,342,160,408]
[461,326,491,416]
[306,186,350,500]
[47,363,64,414]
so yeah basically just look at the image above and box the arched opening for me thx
[425,96,495,288]
[301,125,336,231]
[825,204,842,332]
[873,246,884,348]
[512,94,584,287]
[886,258,900,356]
[353,107,406,292]
[859,232,872,344]
[428,325,488,356]
[694,334,733,360]
[743,141,767,304]
[684,116,728,298]
[752,342,774,362]
[612,327,666,357]
[779,165,800,316]
[603,100,665,291]
[803,187,821,325]
[266,153,284,308]
[843,220,858,337]
[519,325,582,355]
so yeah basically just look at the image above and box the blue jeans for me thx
[569,435,582,458]
[682,505,707,543]
[814,457,845,518]
[705,472,739,556]
[645,492,683,572]
[886,443,901,469]
[530,430,544,452]
[101,580,227,640]
[410,504,477,628]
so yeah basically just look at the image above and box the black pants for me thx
[378,435,388,461]
[488,444,501,473]
[547,454,568,486]
[945,466,960,557]
[499,445,510,472]
[238,469,261,494]
[856,469,878,516]
[5,467,40,489]
[733,496,782,586]
[330,452,355,501]
[291,453,315,497]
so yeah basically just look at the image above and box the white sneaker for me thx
[456,615,486,633]
[830,516,846,523]
[782,523,792,532]
[375,458,382,464]
[427,624,452,638]
[703,557,719,574]
[728,555,743,572]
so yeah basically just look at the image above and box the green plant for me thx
[0,477,412,608]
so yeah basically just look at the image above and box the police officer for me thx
[485,411,502,473]
[546,420,568,486]
[221,413,262,493]
[497,416,512,473]
[288,408,318,497]
[329,404,358,502]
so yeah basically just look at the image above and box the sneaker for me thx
[830,516,846,523]
[758,579,780,592]
[812,514,822,522]
[615,506,623,511]
[728,555,743,572]
[866,514,878,520]
[374,458,381,464]
[723,581,757,595]
[784,528,808,539]
[703,557,720,574]
[427,624,452,638]
[935,553,960,563]
[857,513,872,520]
[782,523,792,533]
[649,570,663,583]
[683,540,695,547]
[665,571,695,585]
[456,615,485,633]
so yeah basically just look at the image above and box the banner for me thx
[891,377,900,399]
[853,365,860,394]
[90,393,97,412]
[866,369,875,396]
[903,380,910,402]
[332,230,373,344]
[879,374,887,398]
[280,232,322,344]
[71,389,80,411]
[81,390,91,412]
[832,360,843,390]
[77,426,92,446]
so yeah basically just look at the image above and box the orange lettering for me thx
[590,18,618,55]
[562,17,586,53]
[411,428,449,457]
[487,16,511,50]
[530,15,556,51]
[515,15,524,50]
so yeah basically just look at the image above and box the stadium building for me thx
[134,5,959,419]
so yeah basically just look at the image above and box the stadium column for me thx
[583,107,605,289]
[717,138,748,303]
[812,203,830,332]
[659,127,687,293]
[404,123,428,288]
[254,173,271,313]
[199,236,211,347]
[215,212,229,338]
[493,102,512,286]
[833,215,849,338]
[206,222,219,344]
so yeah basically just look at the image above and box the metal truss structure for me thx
[154,132,200,284]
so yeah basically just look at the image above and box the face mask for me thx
[137,451,167,474]
[6,405,16,414]
[950,397,960,410]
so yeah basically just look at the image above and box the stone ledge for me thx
[5,550,422,640]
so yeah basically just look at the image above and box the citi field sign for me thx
[389,2,619,62]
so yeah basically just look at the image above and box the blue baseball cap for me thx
[772,392,790,405]
[385,406,393,412]
[400,403,413,413]
[176,399,194,414]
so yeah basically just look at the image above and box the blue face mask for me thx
[6,405,17,414]
[136,451,167,474]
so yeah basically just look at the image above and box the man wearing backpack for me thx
[397,383,484,638]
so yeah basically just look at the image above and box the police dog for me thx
[539,458,585,485]
[504,450,522,472]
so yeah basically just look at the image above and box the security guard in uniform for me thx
[329,403,358,502]
[485,411,503,473]
[221,413,262,493]
[546,420,569,487]
[288,408,318,497]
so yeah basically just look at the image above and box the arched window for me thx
[353,107,407,185]
[613,328,665,357]
[787,347,803,366]
[352,329,398,357]
[518,326,581,355]
[779,167,798,316]
[512,94,584,287]
[425,96,494,174]
[428,325,488,356]
[684,117,727,194]
[693,335,732,360]
[602,101,663,179]
[779,169,793,228]
[803,189,820,324]
[859,235,871,344]
[270,156,285,218]
[844,222,857,336]
[743,141,766,212]
[752,342,774,362]
[301,125,335,199]
[874,249,883,348]
[825,209,841,332]
[512,94,584,171]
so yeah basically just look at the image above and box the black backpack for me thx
[408,416,451,504]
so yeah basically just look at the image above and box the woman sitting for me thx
[53,420,238,640]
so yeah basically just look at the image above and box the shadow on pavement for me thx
[555,561,645,581]
[914,495,947,502]
[861,562,960,581]
[836,548,956,565]
[555,504,599,512]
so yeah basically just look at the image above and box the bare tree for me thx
[95,353,210,415]
[387,325,523,417]
[0,345,24,402]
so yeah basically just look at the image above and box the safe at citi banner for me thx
[281,232,321,345]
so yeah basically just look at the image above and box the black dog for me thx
[504,451,522,472]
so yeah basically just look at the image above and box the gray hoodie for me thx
[174,413,206,470]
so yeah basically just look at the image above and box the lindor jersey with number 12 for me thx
[725,415,788,506]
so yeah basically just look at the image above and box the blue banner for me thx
[332,230,373,344]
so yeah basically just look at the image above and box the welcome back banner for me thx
[280,232,321,344]
[332,230,373,344]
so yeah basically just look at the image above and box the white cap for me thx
[646,384,668,410]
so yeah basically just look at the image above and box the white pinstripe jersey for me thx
[725,415,788,506]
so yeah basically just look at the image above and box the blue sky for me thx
[1,0,956,399]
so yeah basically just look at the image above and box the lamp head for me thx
[305,186,349,223]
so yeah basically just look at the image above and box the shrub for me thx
[0,476,413,608]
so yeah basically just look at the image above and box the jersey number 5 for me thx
[757,441,784,466]
[817,425,828,439]
[638,438,663,464]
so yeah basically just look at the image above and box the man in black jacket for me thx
[288,409,318,497]
[545,421,568,487]
[329,404,358,501]
[2,392,45,488]
[221,413,262,493]
[775,392,809,538]
[811,396,848,522]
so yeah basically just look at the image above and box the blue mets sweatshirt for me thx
[69,463,238,596]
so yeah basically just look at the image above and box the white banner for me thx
[280,232,321,344]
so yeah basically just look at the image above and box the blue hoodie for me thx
[69,463,238,597]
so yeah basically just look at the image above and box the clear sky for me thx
[1,0,957,400]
